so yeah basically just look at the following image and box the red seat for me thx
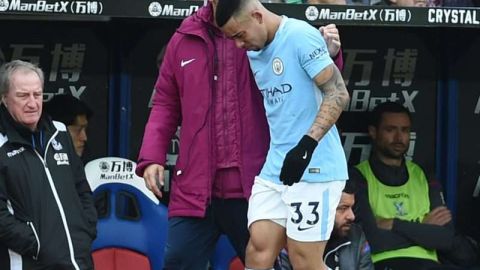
[92,248,151,270]
[229,256,244,270]
[211,234,245,270]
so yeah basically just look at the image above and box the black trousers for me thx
[163,198,249,270]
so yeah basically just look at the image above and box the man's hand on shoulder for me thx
[319,24,341,58]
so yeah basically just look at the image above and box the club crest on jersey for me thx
[272,57,284,75]
[393,201,407,216]
[54,153,70,166]
[51,139,63,151]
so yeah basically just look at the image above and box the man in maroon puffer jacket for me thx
[136,1,344,268]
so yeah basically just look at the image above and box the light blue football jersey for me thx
[248,16,348,184]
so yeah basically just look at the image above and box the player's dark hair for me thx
[343,179,356,195]
[215,0,242,27]
[369,101,411,128]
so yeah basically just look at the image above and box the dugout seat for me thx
[85,157,168,270]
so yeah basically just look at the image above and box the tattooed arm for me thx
[308,63,349,141]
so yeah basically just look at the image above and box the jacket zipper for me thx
[323,240,351,267]
[176,26,218,206]
[27,222,40,260]
[205,26,219,205]
[176,30,216,181]
[220,36,227,199]
[33,130,80,270]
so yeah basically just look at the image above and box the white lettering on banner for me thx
[110,160,134,173]
[68,85,86,98]
[10,42,86,82]
[148,88,155,108]
[100,173,134,181]
[149,4,199,17]
[317,8,378,21]
[49,43,86,83]
[345,90,418,112]
[343,48,418,87]
[10,44,44,64]
[380,9,411,22]
[161,4,198,17]
[71,1,102,15]
[8,42,89,101]
[1,0,103,14]
[382,49,418,87]
[473,176,480,197]
[342,132,371,162]
[474,95,480,114]
[43,86,87,101]
[343,49,376,86]
[8,0,68,12]
[428,8,480,25]
[98,161,135,180]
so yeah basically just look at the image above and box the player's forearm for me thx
[308,65,349,141]
[393,219,455,250]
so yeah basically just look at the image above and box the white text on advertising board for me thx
[0,0,103,14]
[474,95,480,114]
[428,8,479,25]
[318,8,378,21]
[148,2,198,17]
[306,7,411,23]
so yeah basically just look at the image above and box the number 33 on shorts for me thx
[290,201,320,231]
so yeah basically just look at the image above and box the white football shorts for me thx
[248,176,345,242]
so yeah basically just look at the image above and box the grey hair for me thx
[0,60,44,97]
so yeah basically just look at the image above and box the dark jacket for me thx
[277,224,374,270]
[0,105,97,270]
[323,224,374,270]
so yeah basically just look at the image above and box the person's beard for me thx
[334,222,352,238]
[380,141,408,160]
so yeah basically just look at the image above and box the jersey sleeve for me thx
[294,23,334,79]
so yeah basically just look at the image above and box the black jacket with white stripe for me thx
[0,105,97,270]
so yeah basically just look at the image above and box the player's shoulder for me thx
[283,17,319,37]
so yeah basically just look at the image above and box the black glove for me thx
[280,135,318,186]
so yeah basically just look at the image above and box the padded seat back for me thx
[85,157,168,270]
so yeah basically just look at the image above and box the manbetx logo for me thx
[305,6,378,21]
[0,0,9,11]
[0,0,69,13]
[148,2,199,17]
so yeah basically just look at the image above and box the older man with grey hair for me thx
[0,60,96,270]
